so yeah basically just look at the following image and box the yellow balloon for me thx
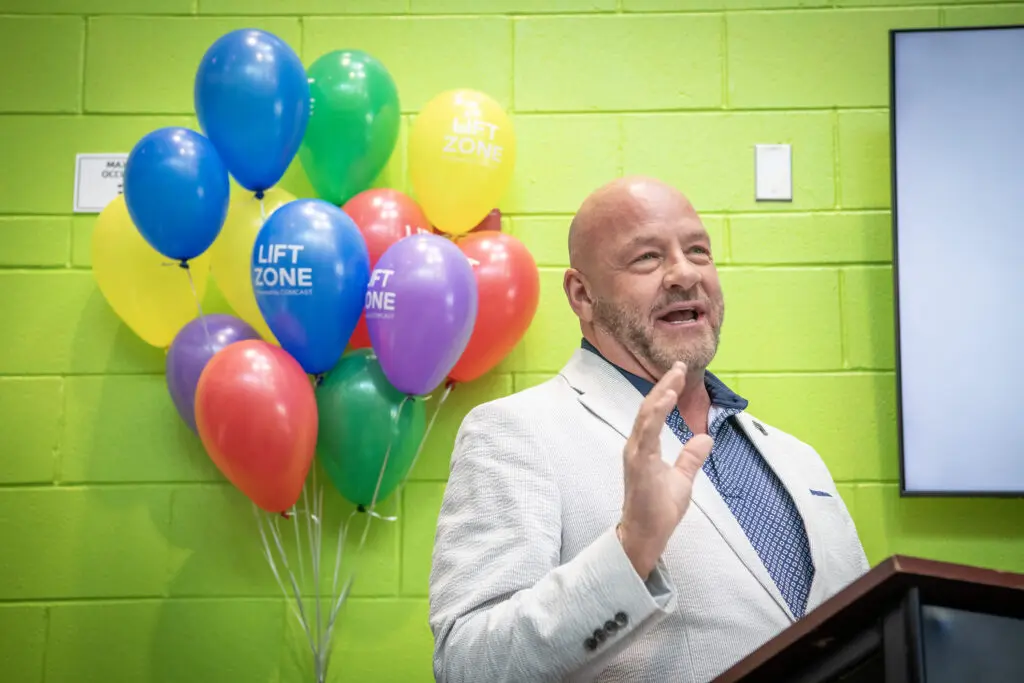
[91,195,210,347]
[409,89,516,236]
[207,188,296,342]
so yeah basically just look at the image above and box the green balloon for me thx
[299,50,401,205]
[316,349,425,507]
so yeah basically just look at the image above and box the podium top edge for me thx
[879,554,1024,590]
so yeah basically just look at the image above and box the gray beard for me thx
[592,296,722,375]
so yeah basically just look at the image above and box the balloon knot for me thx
[255,190,265,200]
[177,259,189,270]
[357,505,366,513]
[280,510,291,520]
[445,378,457,389]
[314,373,324,387]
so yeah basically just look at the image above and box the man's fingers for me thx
[674,434,713,480]
[630,362,687,456]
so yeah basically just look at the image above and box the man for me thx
[429,176,869,682]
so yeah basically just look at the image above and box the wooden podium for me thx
[713,556,1024,683]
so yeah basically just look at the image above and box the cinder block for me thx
[411,373,514,481]
[623,112,835,212]
[201,0,406,12]
[86,17,301,113]
[841,266,895,370]
[729,212,892,265]
[46,599,285,683]
[503,115,621,214]
[852,484,1024,571]
[0,17,82,113]
[414,0,614,12]
[840,0,978,6]
[401,483,445,596]
[285,599,432,683]
[944,5,1024,26]
[0,272,165,375]
[507,268,580,373]
[62,375,218,483]
[704,215,728,264]
[836,483,857,521]
[0,218,70,267]
[167,479,400,598]
[0,487,172,599]
[625,0,827,9]
[508,216,572,268]
[0,115,194,214]
[71,216,95,267]
[838,110,891,209]
[2,0,191,14]
[713,267,843,371]
[303,17,512,113]
[514,15,722,111]
[735,372,897,482]
[728,9,939,108]
[0,377,61,484]
[0,606,46,683]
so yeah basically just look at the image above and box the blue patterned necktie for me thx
[666,408,815,618]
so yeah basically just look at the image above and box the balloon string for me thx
[291,497,305,587]
[268,506,322,681]
[320,387,454,670]
[254,505,317,661]
[259,196,267,222]
[313,467,324,677]
[322,397,407,667]
[181,260,212,346]
[401,383,455,498]
[300,469,321,675]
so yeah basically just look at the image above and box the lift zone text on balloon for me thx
[253,242,313,295]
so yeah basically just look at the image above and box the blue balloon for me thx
[123,127,230,262]
[195,29,310,193]
[252,199,370,375]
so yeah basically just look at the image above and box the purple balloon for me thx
[366,234,478,395]
[166,314,261,432]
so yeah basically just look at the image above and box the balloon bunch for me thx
[88,28,540,681]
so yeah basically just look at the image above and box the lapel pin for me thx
[753,421,767,435]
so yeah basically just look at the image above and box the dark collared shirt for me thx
[581,339,815,617]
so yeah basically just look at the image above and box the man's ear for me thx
[563,268,594,323]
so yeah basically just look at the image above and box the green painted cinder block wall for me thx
[3,1,1024,681]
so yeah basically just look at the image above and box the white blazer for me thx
[429,348,869,683]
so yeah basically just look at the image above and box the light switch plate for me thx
[755,144,792,201]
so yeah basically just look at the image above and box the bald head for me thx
[568,176,699,272]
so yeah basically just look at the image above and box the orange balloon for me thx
[342,189,432,349]
[194,340,317,513]
[449,232,540,383]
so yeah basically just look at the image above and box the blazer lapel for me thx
[732,413,828,612]
[560,349,645,442]
[560,350,796,621]
[678,423,796,621]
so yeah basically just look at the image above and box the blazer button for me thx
[614,612,628,627]
[593,628,607,643]
[604,620,618,633]
[584,636,598,651]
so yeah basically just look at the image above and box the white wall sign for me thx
[74,153,128,213]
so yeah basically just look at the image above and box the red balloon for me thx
[194,340,318,513]
[449,233,540,384]
[342,189,431,349]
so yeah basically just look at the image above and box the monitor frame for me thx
[889,24,1024,498]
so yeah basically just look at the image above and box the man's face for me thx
[587,211,724,376]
